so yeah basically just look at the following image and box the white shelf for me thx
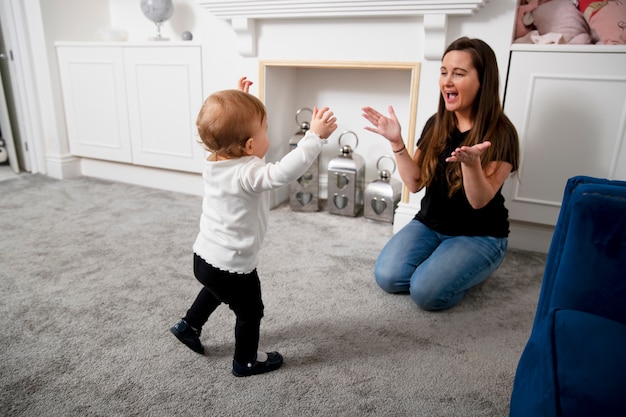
[54,41,200,48]
[195,0,491,57]
[196,0,491,18]
[510,43,626,53]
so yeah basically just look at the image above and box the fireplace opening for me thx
[259,60,420,209]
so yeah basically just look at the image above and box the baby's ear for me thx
[242,138,254,155]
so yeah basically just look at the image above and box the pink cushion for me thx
[532,0,593,44]
[579,0,626,44]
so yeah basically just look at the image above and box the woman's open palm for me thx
[362,106,402,144]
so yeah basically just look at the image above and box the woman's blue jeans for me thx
[374,219,507,311]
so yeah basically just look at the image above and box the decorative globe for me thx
[140,0,174,39]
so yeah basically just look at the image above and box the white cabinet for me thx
[56,43,205,173]
[503,45,626,226]
[57,46,130,163]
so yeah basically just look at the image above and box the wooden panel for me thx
[124,46,205,173]
[57,46,132,162]
[503,50,626,226]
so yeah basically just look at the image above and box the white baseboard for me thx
[508,221,554,254]
[80,158,204,196]
[45,154,81,179]
[79,158,299,208]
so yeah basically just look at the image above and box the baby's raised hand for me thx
[309,107,337,139]
[237,76,253,93]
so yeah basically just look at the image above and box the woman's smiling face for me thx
[439,50,481,129]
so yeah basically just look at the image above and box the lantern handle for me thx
[295,107,313,128]
[376,155,396,174]
[338,130,359,150]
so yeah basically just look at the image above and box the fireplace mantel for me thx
[195,0,491,58]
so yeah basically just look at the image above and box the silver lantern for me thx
[364,155,402,223]
[289,108,320,212]
[327,130,365,217]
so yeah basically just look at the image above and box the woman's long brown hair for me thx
[417,37,519,197]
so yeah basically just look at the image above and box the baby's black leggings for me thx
[184,254,265,364]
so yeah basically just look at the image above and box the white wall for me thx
[36,0,519,150]
[21,0,516,229]
[6,0,519,156]
[100,0,515,195]
[21,0,517,217]
[38,0,112,177]
[101,1,516,107]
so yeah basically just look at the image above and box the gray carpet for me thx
[0,174,546,417]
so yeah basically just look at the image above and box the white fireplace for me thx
[194,0,496,228]
[195,0,492,58]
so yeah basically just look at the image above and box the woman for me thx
[362,37,519,311]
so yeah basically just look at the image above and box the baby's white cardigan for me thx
[193,131,326,274]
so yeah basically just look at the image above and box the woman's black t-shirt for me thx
[414,118,511,238]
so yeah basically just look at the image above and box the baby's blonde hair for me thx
[196,89,267,158]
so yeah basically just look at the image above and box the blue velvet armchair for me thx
[510,176,626,417]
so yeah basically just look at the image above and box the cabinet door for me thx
[57,47,132,162]
[123,46,204,173]
[503,50,626,226]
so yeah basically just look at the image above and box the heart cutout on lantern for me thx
[297,173,314,187]
[371,197,387,215]
[335,173,350,190]
[296,192,313,206]
[333,194,348,210]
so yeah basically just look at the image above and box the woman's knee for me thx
[374,271,394,293]
[410,290,461,311]
[374,263,403,293]
[409,281,464,311]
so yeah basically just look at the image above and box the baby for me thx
[170,77,337,376]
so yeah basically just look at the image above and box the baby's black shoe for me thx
[232,351,283,377]
[170,319,204,354]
